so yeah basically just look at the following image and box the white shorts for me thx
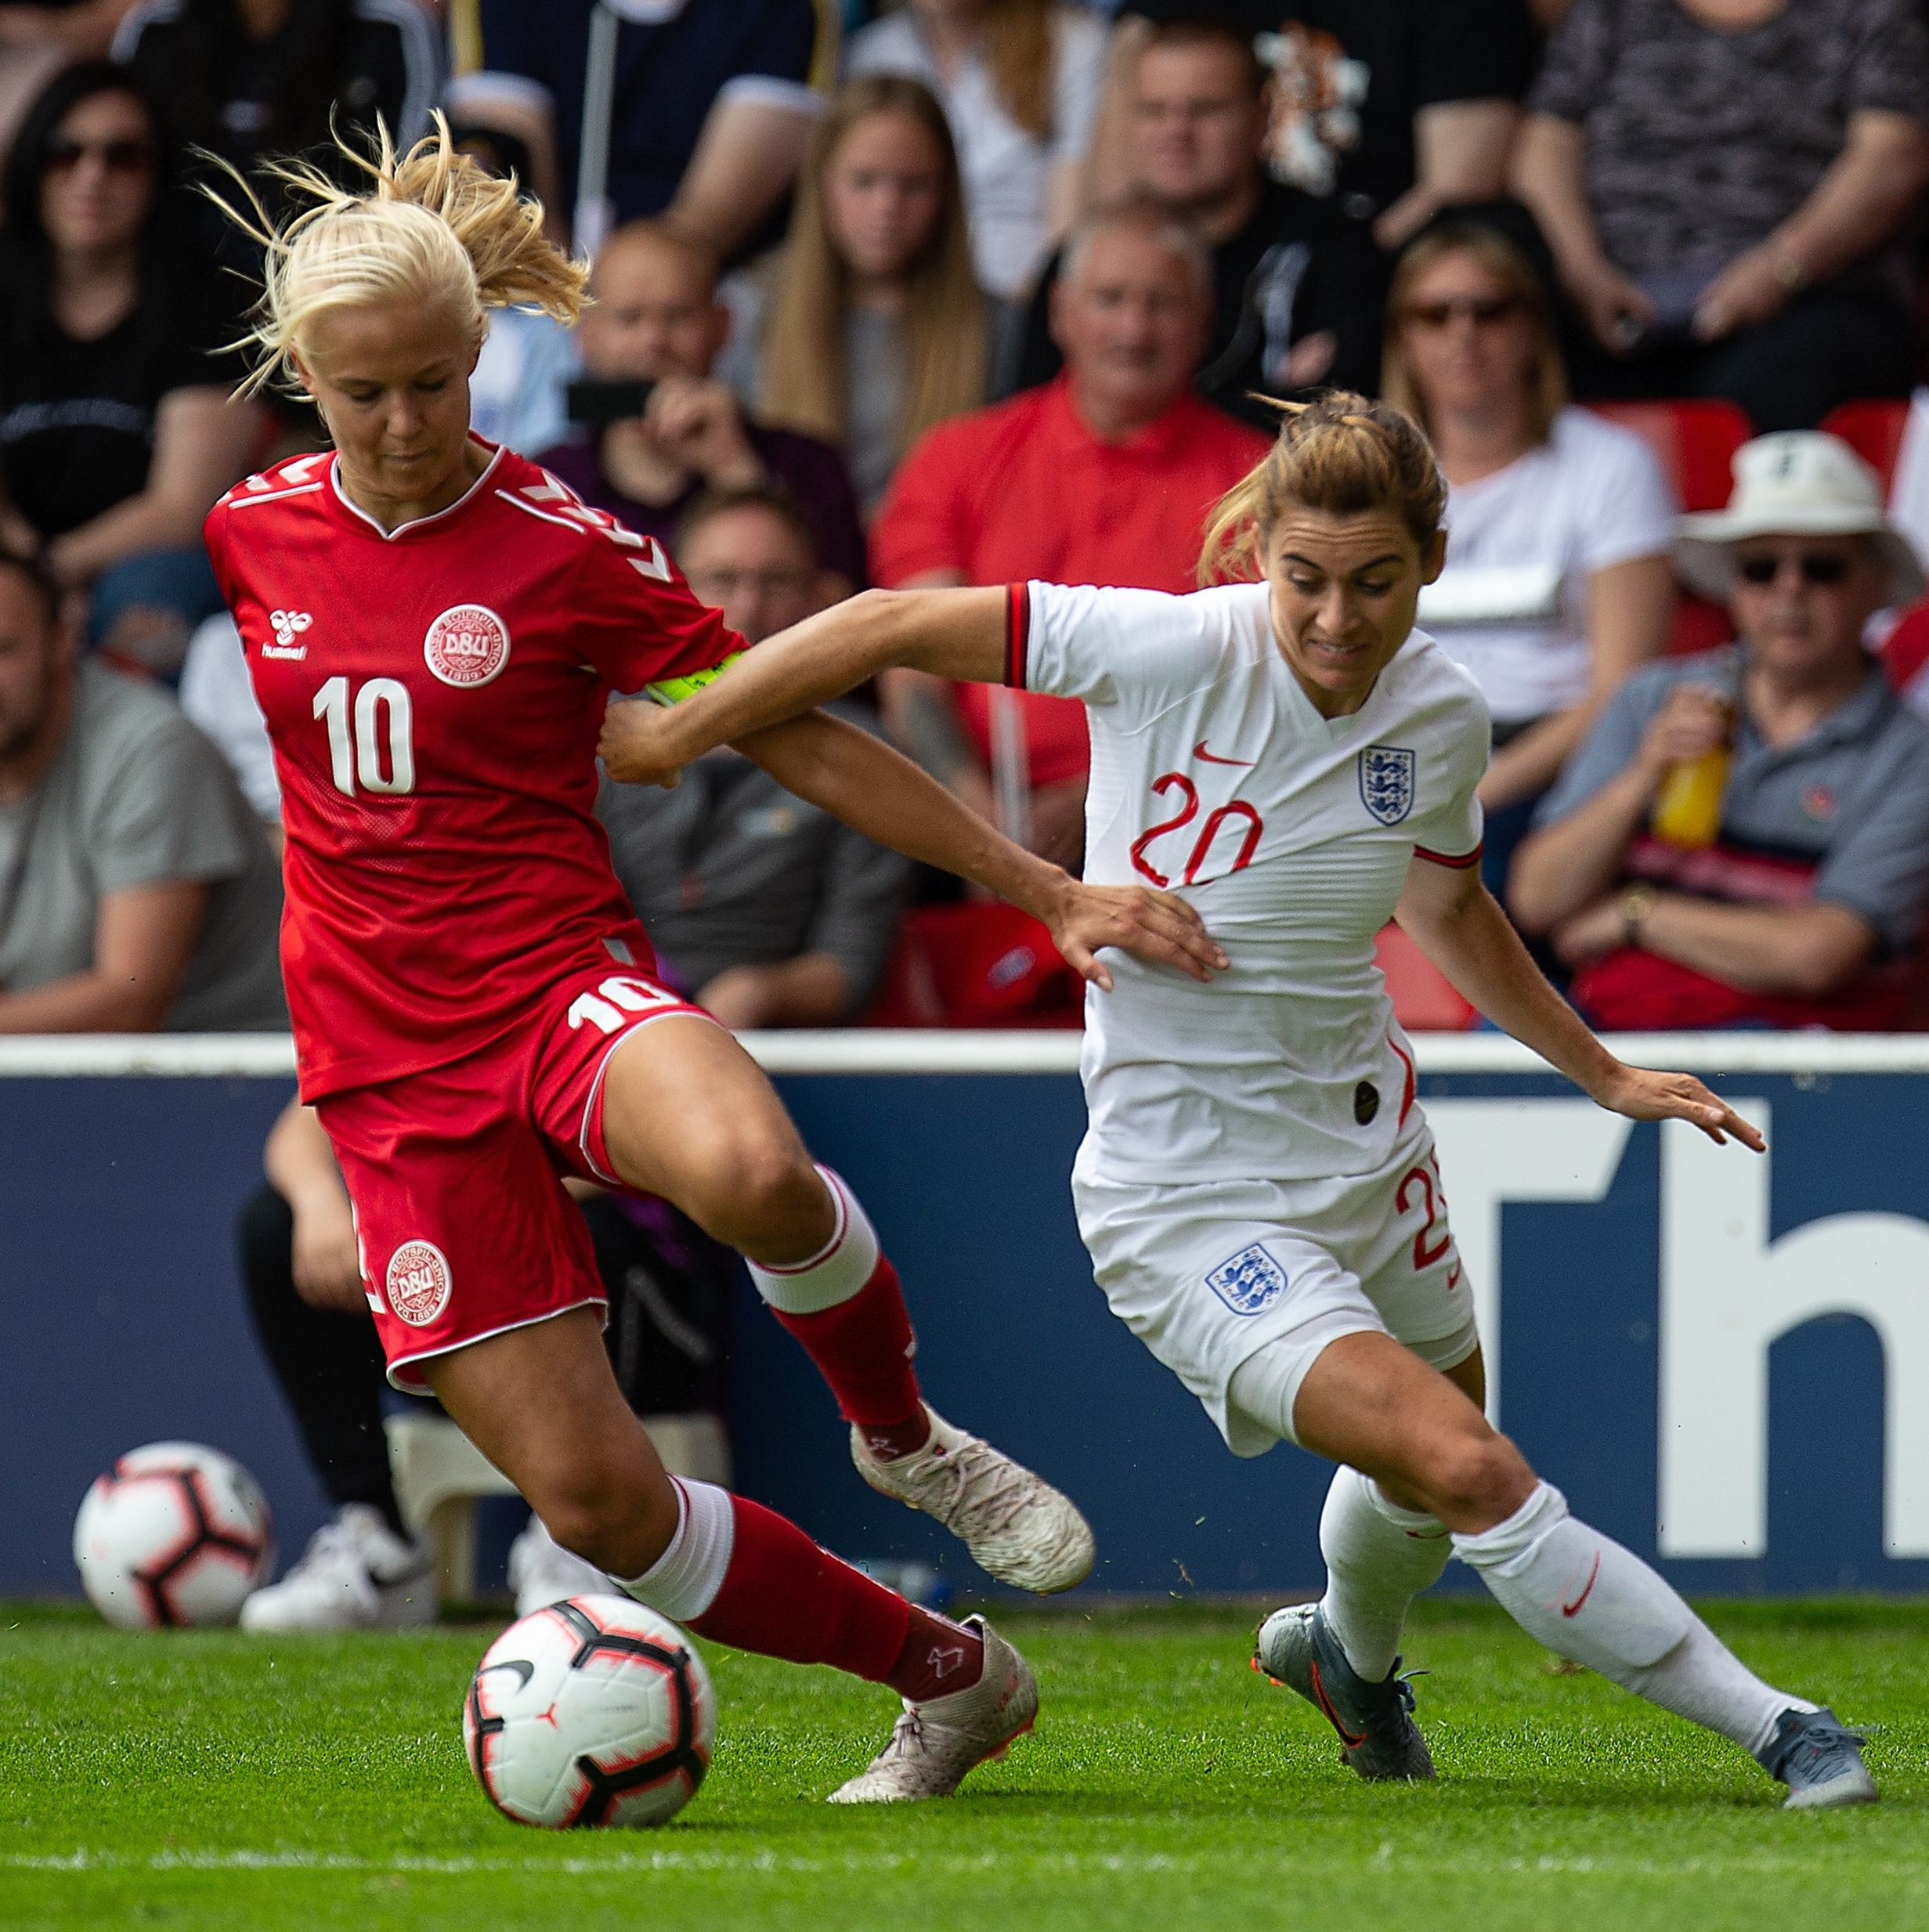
[1073,1128,1482,1457]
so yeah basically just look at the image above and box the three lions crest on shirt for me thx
[1357,745,1417,825]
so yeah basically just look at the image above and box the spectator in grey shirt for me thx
[1509,432,1929,1031]
[599,485,909,1028]
[0,552,284,1031]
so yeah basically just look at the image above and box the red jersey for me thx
[203,439,740,1100]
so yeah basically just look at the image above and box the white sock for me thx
[613,1477,735,1623]
[744,1166,880,1314]
[1454,1482,1811,1757]
[1318,1465,1452,1681]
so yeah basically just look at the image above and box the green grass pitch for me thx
[2,1598,1925,1931]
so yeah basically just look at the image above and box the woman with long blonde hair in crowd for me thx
[202,115,1225,1802]
[727,74,988,514]
[843,0,1109,314]
[1382,216,1676,890]
[601,390,1875,1811]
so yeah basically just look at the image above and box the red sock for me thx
[688,1494,910,1680]
[769,1258,927,1451]
[888,1605,986,1702]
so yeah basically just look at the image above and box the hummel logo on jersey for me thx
[1358,744,1417,825]
[629,537,674,583]
[1205,1243,1288,1316]
[262,608,313,658]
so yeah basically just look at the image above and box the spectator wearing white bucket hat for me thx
[1508,430,1929,1031]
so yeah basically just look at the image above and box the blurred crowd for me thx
[5,0,1929,1052]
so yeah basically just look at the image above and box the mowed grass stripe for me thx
[1,1603,1924,1931]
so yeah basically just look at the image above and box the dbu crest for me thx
[1358,744,1416,825]
[1205,1243,1289,1316]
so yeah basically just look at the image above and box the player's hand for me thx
[1590,1063,1766,1150]
[291,1196,367,1313]
[1047,879,1228,990]
[598,696,685,789]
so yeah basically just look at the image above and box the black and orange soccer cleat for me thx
[1252,1600,1435,1782]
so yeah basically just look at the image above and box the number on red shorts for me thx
[566,975,681,1035]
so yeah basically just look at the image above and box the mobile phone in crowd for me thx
[566,379,656,428]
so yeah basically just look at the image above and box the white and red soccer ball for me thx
[73,1442,275,1629]
[465,1594,716,1829]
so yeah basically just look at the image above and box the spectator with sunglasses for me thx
[1510,432,1929,1031]
[0,62,261,677]
[1382,214,1675,893]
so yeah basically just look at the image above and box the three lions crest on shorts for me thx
[385,1240,453,1327]
[1205,1243,1289,1316]
[1357,744,1416,825]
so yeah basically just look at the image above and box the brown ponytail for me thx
[1197,392,1447,586]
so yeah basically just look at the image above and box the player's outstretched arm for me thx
[599,587,1008,787]
[1394,851,1765,1151]
[741,709,1228,990]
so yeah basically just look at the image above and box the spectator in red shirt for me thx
[871,197,1270,867]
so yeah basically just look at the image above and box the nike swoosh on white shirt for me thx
[1195,740,1255,767]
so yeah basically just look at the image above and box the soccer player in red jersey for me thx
[202,125,1225,1802]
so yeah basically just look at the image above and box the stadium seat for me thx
[385,1410,730,1603]
[869,908,1480,1031]
[1881,597,1929,702]
[1819,399,1910,494]
[865,902,1084,1027]
[1375,920,1477,1031]
[1586,399,1754,655]
[384,1413,521,1604]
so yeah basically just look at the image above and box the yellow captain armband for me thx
[642,653,746,707]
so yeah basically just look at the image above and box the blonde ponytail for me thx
[204,113,589,399]
[1197,392,1447,586]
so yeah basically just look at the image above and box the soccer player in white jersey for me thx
[600,393,1876,1809]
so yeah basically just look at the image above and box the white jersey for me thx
[1016,579,1490,1187]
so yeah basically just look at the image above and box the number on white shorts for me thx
[313,676,416,797]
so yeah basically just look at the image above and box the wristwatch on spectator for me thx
[1620,883,1658,946]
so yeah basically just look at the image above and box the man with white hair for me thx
[871,200,1271,868]
[1510,431,1929,1030]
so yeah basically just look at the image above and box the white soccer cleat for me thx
[829,1616,1039,1803]
[238,1504,433,1633]
[508,1515,617,1618]
[851,1406,1095,1594]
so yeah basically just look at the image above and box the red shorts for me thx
[315,956,714,1392]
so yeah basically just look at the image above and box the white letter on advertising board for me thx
[1660,1104,1929,1558]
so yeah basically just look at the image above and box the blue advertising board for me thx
[3,1032,1927,1601]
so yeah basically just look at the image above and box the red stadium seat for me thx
[1881,597,1929,698]
[864,902,1083,1028]
[867,905,1479,1031]
[1818,399,1910,494]
[1375,921,1477,1031]
[1586,399,1754,655]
